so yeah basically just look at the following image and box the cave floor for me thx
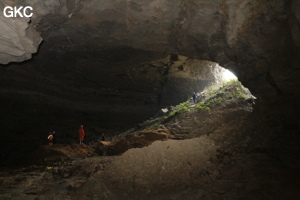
[0,135,299,200]
[0,91,299,200]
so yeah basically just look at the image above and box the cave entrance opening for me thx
[142,55,255,109]
[131,58,258,142]
[134,55,256,133]
[222,69,237,82]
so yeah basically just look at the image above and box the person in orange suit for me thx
[79,125,85,144]
[48,132,53,145]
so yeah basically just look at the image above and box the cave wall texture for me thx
[0,0,299,165]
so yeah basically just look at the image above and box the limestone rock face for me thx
[39,0,295,80]
[0,13,42,64]
[0,0,82,64]
[0,0,297,76]
[131,55,225,107]
[289,0,300,64]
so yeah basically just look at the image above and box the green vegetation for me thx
[196,101,210,111]
[167,101,190,118]
[144,122,160,131]
[168,106,190,117]
[196,97,225,111]
[206,86,220,96]
[207,97,225,105]
[138,78,249,132]
[232,87,247,99]
[177,101,190,108]
[197,79,248,112]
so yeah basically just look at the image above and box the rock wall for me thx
[1,0,297,75]
[0,5,42,64]
[0,0,298,100]
[0,0,82,64]
[131,55,224,107]
[289,0,300,66]
[0,49,226,166]
[0,52,222,133]
[0,0,299,165]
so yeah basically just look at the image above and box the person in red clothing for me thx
[78,125,85,144]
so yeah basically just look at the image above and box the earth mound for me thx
[95,129,175,156]
[30,144,94,165]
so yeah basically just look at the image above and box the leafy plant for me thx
[207,97,225,106]
[196,101,210,111]
[197,79,248,111]
[168,106,190,117]
[224,79,240,86]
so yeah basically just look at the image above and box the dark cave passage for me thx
[0,51,243,167]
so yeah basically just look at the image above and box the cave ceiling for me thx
[0,0,298,81]
[0,0,299,130]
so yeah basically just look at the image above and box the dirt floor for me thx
[0,89,300,200]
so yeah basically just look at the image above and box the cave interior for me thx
[0,0,300,199]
